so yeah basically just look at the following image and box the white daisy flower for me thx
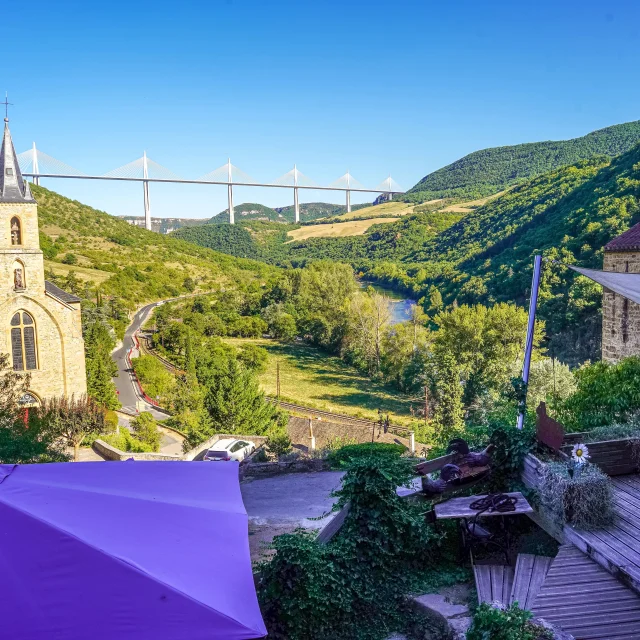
[572,443,590,465]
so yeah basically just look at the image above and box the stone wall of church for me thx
[0,202,40,250]
[0,201,86,401]
[0,293,87,400]
[602,251,640,362]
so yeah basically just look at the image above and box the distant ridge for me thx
[405,120,640,202]
[208,201,372,224]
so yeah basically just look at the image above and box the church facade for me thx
[0,118,86,402]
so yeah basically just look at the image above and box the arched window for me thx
[11,312,37,371]
[10,217,21,246]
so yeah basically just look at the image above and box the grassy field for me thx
[286,217,400,241]
[44,260,113,284]
[224,337,415,424]
[334,200,417,220]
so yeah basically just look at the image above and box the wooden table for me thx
[434,492,533,520]
[434,492,533,565]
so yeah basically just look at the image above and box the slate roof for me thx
[0,120,35,203]
[604,222,640,252]
[45,281,81,304]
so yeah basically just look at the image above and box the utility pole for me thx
[424,386,429,426]
[227,158,234,225]
[294,164,300,223]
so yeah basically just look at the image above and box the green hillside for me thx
[209,202,282,224]
[275,202,370,221]
[405,120,640,202]
[209,201,371,224]
[33,185,276,311]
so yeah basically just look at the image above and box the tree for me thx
[131,412,162,452]
[431,353,464,447]
[297,261,357,352]
[39,395,105,461]
[381,321,431,392]
[0,354,67,464]
[343,289,392,375]
[83,317,120,409]
[183,276,196,292]
[432,302,543,410]
[203,359,279,435]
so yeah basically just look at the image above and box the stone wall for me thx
[242,458,329,478]
[93,439,182,461]
[287,416,412,452]
[602,251,640,362]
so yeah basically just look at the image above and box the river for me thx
[359,281,416,325]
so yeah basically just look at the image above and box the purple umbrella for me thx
[0,461,266,639]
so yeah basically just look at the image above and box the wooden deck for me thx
[564,475,640,595]
[509,554,552,609]
[473,564,514,604]
[473,554,551,608]
[533,545,640,640]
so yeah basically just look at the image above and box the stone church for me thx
[602,223,640,362]
[0,117,86,403]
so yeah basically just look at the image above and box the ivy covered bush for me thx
[257,449,461,639]
[326,442,406,468]
[466,603,552,640]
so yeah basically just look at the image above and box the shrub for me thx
[252,447,268,463]
[559,356,640,430]
[258,453,442,640]
[466,603,552,640]
[539,461,613,530]
[266,429,293,457]
[326,441,406,469]
[104,410,119,433]
[63,252,78,265]
[102,431,155,453]
[131,412,162,452]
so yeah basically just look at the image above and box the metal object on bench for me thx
[417,439,494,496]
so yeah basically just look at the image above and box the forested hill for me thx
[405,120,640,202]
[32,185,276,312]
[209,201,370,224]
[389,144,640,364]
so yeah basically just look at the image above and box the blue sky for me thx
[3,0,640,219]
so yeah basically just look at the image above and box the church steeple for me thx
[0,118,34,203]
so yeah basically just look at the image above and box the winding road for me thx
[111,300,168,420]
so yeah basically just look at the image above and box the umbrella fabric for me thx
[0,461,266,639]
[570,265,640,305]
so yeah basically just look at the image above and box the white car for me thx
[204,438,256,462]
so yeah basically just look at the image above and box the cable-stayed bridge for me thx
[17,144,403,230]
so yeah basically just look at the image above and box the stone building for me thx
[602,223,640,362]
[0,117,86,403]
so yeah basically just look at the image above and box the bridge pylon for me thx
[293,164,300,223]
[346,170,351,213]
[31,143,40,186]
[142,151,151,230]
[227,158,234,224]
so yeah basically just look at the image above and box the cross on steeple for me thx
[1,93,13,121]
